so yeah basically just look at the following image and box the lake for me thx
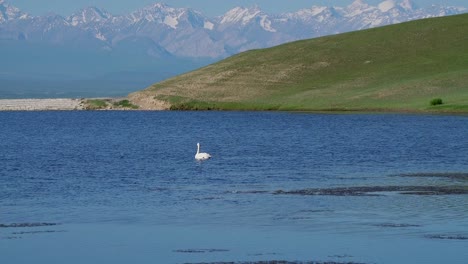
[1,111,467,264]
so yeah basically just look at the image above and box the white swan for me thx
[195,143,211,160]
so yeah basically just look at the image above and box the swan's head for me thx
[197,143,200,147]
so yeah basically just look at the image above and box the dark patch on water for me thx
[397,172,468,180]
[297,209,333,213]
[425,234,468,240]
[12,230,66,235]
[193,197,221,201]
[228,190,270,194]
[2,236,22,240]
[184,261,366,264]
[289,216,313,220]
[174,248,230,253]
[272,186,468,196]
[328,255,354,259]
[370,223,421,228]
[273,188,378,196]
[0,223,60,228]
[248,252,281,257]
[146,187,171,192]
[0,224,65,240]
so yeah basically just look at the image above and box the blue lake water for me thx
[1,111,467,264]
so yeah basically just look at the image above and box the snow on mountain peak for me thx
[220,6,261,25]
[310,6,328,16]
[68,7,112,26]
[137,2,168,14]
[127,3,212,30]
[163,15,178,29]
[347,0,375,16]
[0,0,28,22]
[349,0,369,9]
[129,3,171,24]
[400,0,416,11]
[151,2,166,9]
[95,32,106,41]
[378,0,396,12]
[220,6,276,32]
[286,6,337,23]
[260,15,275,32]
[204,20,214,30]
[132,3,199,29]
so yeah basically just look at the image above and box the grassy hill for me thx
[130,14,468,112]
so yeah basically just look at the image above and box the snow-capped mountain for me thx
[68,7,113,27]
[0,0,29,22]
[219,5,274,31]
[1,0,467,58]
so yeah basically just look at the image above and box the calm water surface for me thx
[1,111,467,263]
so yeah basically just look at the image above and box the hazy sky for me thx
[7,0,468,16]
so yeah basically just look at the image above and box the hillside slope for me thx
[130,14,468,112]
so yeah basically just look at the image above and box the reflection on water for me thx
[0,111,467,263]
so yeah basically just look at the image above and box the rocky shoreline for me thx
[0,99,85,111]
[0,96,167,111]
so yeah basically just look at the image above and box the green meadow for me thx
[132,14,468,112]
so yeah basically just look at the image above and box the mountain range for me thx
[1,0,467,58]
[0,0,467,98]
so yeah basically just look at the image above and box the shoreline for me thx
[0,98,130,111]
[0,98,85,111]
[0,98,466,114]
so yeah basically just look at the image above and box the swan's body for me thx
[195,143,211,160]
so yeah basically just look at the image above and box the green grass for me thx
[132,14,468,112]
[113,99,139,109]
[85,98,139,110]
[85,99,108,110]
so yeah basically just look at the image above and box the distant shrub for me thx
[113,100,139,109]
[430,98,443,106]
[86,99,108,110]
[169,101,219,111]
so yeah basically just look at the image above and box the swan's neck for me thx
[196,144,200,154]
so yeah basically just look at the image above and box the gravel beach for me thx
[0,99,84,111]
